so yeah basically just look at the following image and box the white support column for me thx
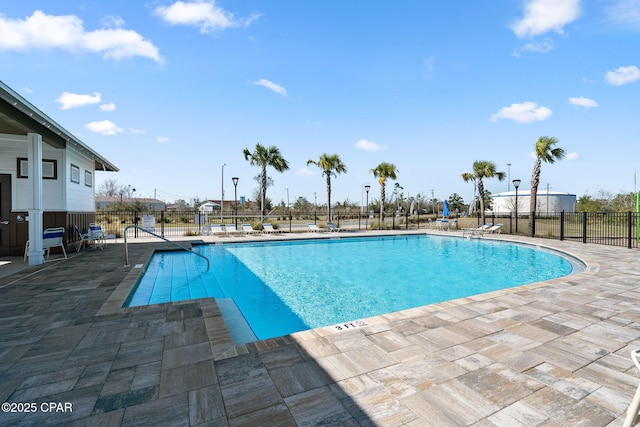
[26,132,44,265]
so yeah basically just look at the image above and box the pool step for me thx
[216,298,258,344]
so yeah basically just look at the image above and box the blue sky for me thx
[1,0,639,207]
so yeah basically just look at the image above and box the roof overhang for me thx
[0,80,119,172]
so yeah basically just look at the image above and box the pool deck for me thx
[1,229,640,426]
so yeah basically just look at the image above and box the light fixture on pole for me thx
[513,179,521,233]
[232,177,239,229]
[364,184,371,229]
[221,163,226,221]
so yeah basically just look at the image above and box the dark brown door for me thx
[0,174,11,256]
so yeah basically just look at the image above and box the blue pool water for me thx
[126,235,577,342]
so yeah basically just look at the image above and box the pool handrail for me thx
[123,225,209,271]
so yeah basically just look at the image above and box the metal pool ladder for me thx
[123,225,210,271]
[624,349,640,427]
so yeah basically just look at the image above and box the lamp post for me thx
[364,185,371,229]
[221,163,226,221]
[513,179,521,233]
[232,177,239,229]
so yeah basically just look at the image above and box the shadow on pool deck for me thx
[1,230,640,426]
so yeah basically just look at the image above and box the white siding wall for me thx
[0,134,96,212]
[65,146,96,212]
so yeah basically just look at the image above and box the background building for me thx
[490,190,577,215]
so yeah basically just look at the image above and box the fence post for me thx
[582,211,587,244]
[392,213,395,229]
[417,211,420,229]
[559,211,564,241]
[406,212,409,230]
[161,211,165,237]
[289,211,292,233]
[628,211,633,249]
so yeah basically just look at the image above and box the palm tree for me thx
[529,136,566,235]
[370,162,398,224]
[461,161,505,226]
[307,153,347,221]
[242,143,290,217]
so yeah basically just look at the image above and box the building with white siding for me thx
[0,80,118,261]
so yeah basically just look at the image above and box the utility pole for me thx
[221,163,226,221]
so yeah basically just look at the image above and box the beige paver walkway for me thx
[1,230,639,426]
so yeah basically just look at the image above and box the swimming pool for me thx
[126,235,579,343]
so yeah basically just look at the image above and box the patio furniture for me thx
[326,222,343,232]
[242,224,260,235]
[262,223,281,234]
[307,224,323,232]
[24,227,67,262]
[74,225,91,252]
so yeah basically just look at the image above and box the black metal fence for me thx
[479,211,640,249]
[92,209,640,249]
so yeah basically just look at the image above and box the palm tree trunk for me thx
[380,182,387,225]
[326,174,332,221]
[261,166,267,217]
[477,178,486,225]
[529,158,541,235]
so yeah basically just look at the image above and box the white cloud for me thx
[100,103,116,111]
[56,91,101,110]
[0,10,163,63]
[154,1,259,33]
[296,167,314,176]
[489,102,552,123]
[85,120,123,135]
[355,139,383,152]
[568,97,598,108]
[604,0,640,26]
[605,65,640,85]
[521,39,554,53]
[129,128,146,134]
[251,79,288,97]
[156,136,171,144]
[511,0,581,38]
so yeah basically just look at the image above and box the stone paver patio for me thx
[1,230,640,426]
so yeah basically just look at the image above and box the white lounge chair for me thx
[224,224,243,236]
[262,223,281,234]
[462,223,493,237]
[485,223,503,234]
[242,224,260,235]
[24,227,67,262]
[326,222,343,232]
[210,224,226,237]
[307,223,323,232]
